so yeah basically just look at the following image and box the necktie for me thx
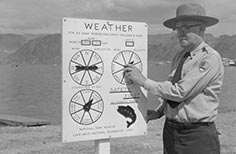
[166,51,190,108]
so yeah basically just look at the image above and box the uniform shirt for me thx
[144,41,224,122]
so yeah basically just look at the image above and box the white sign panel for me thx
[62,18,147,143]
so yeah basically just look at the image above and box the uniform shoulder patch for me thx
[199,60,210,72]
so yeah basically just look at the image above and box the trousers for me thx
[163,119,220,154]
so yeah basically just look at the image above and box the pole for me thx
[95,138,110,154]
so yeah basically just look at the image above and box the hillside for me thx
[0,33,42,63]
[148,33,236,62]
[3,33,236,65]
[214,35,236,58]
[0,34,28,53]
[0,34,26,63]
[5,34,61,65]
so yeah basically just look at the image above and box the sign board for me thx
[62,18,148,143]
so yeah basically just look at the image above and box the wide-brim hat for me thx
[163,3,219,29]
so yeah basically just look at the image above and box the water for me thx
[0,64,61,124]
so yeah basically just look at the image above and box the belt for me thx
[166,118,214,129]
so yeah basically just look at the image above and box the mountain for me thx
[5,34,61,65]
[148,34,180,61]
[0,34,26,53]
[0,34,26,63]
[0,33,42,63]
[148,33,236,62]
[3,33,236,65]
[214,35,236,58]
[148,33,175,45]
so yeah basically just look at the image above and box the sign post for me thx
[62,18,148,152]
[95,138,110,154]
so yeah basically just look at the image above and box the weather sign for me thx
[62,18,147,143]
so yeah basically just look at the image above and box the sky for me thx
[0,0,235,36]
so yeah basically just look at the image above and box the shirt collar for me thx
[190,41,207,57]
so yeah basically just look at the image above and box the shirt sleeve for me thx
[144,54,221,102]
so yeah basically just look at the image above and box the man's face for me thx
[175,20,203,48]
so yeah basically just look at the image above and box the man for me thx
[124,3,224,154]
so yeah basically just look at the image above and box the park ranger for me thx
[124,3,224,154]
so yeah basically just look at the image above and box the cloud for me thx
[0,0,235,35]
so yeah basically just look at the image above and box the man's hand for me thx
[146,110,161,122]
[123,64,146,87]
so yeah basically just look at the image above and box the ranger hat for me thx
[163,3,219,29]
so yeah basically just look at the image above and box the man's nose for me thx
[177,29,186,35]
[177,31,185,38]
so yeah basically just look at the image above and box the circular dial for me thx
[111,50,142,85]
[69,49,104,86]
[69,89,104,125]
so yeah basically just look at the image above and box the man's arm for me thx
[146,98,166,122]
[143,52,222,102]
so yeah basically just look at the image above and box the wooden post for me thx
[95,138,110,154]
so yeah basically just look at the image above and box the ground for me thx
[0,110,235,154]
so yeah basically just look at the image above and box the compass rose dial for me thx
[111,50,142,85]
[69,49,104,86]
[69,89,104,125]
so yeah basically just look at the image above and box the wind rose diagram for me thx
[69,49,104,86]
[111,50,142,85]
[69,89,104,125]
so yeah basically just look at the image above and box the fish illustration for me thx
[117,105,136,128]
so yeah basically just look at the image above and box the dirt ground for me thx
[0,110,235,154]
